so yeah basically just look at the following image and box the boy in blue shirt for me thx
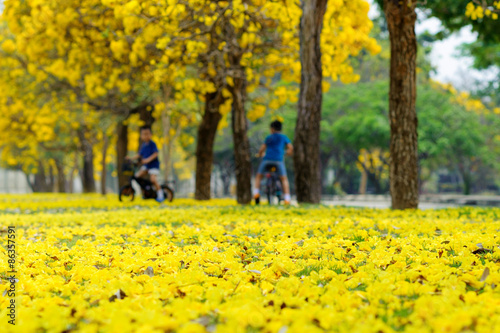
[128,126,164,202]
[254,120,293,204]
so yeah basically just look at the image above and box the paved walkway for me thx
[323,200,458,209]
[321,194,500,209]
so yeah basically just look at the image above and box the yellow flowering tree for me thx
[178,0,378,203]
[0,25,86,192]
[1,0,206,189]
[181,0,300,203]
[1,0,143,189]
[1,0,378,199]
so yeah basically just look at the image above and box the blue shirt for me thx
[139,140,160,169]
[264,133,291,161]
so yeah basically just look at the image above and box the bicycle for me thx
[261,162,283,205]
[118,159,174,202]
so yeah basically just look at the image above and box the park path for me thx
[320,194,500,209]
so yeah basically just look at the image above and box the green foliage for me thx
[243,77,495,194]
[427,2,500,43]
[461,42,500,70]
[212,2,500,196]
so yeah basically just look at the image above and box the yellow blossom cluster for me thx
[0,0,380,176]
[466,1,500,20]
[1,195,500,332]
[430,80,498,116]
[357,149,390,181]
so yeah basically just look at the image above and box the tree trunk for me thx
[230,58,252,205]
[160,86,173,182]
[216,160,233,197]
[54,159,67,193]
[68,168,74,194]
[223,179,231,196]
[367,172,383,194]
[359,150,368,194]
[101,134,109,195]
[162,106,171,182]
[195,92,223,200]
[25,173,35,193]
[48,165,55,192]
[359,170,368,195]
[69,154,78,193]
[463,174,471,195]
[221,168,231,197]
[293,0,327,204]
[458,163,472,195]
[79,130,96,193]
[116,121,129,188]
[384,0,419,209]
[139,106,155,147]
[33,160,48,192]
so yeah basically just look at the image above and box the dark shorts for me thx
[257,160,287,177]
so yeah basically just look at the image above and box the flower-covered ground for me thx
[1,194,500,333]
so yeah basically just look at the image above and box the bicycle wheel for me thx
[161,185,174,202]
[276,179,283,204]
[276,192,283,204]
[119,185,135,202]
[266,181,274,205]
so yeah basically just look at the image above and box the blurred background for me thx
[0,0,498,206]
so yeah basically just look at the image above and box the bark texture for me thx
[139,106,155,147]
[69,154,78,193]
[101,134,109,195]
[33,160,49,192]
[78,130,96,193]
[116,121,129,188]
[230,55,252,204]
[161,86,173,182]
[384,0,419,209]
[48,165,55,192]
[294,0,327,204]
[54,159,67,193]
[195,92,223,200]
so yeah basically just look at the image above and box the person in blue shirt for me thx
[254,120,293,204]
[127,126,164,202]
